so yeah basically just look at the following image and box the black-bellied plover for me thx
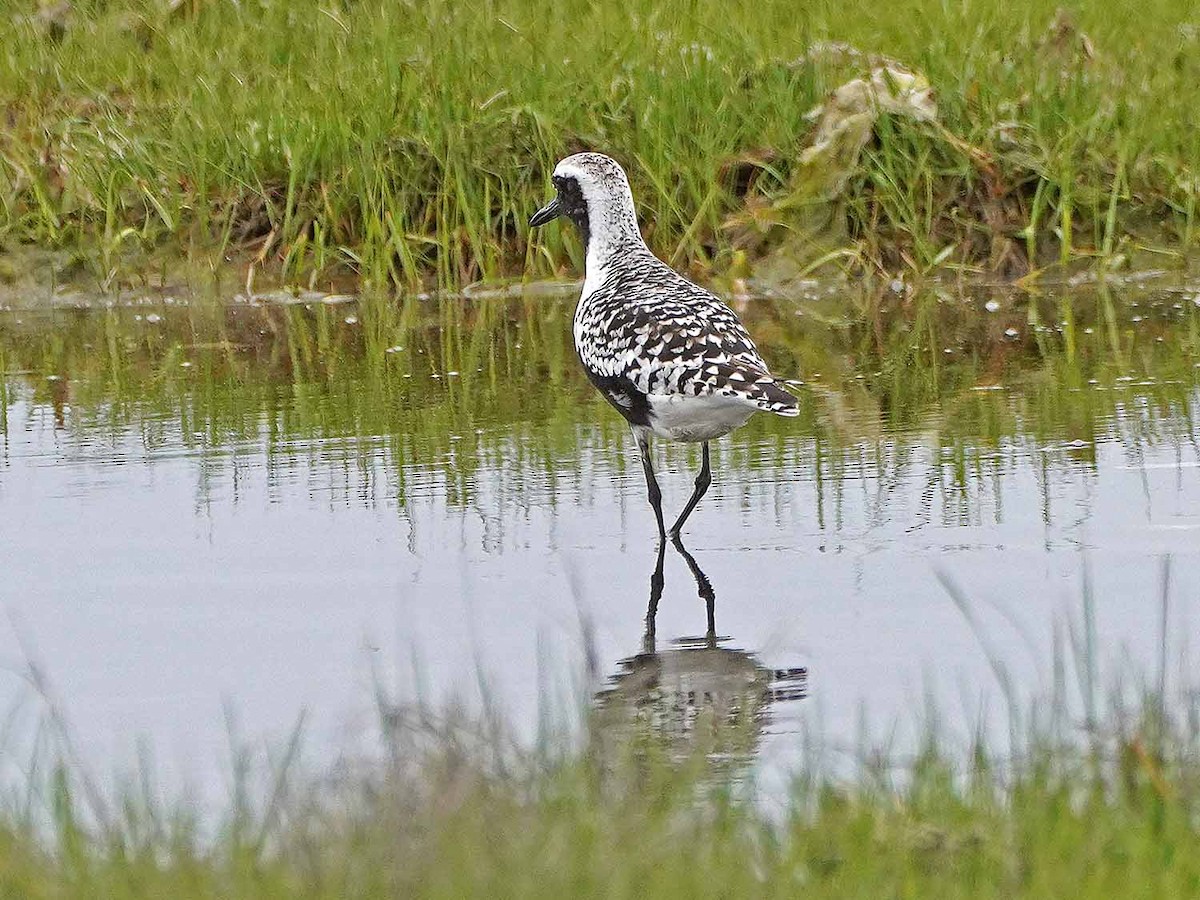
[529,152,798,539]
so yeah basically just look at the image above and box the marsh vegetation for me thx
[4,0,1200,893]
[3,0,1200,290]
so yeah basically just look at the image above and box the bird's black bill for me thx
[529,197,562,227]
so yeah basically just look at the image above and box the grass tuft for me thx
[1,0,1198,288]
[0,653,1198,897]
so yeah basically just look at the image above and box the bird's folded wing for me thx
[597,306,793,412]
[580,272,799,409]
[632,358,798,412]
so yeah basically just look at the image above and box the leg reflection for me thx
[670,533,716,644]
[644,540,666,653]
[645,535,717,648]
[599,539,807,770]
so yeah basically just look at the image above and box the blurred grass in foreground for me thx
[1,0,1198,288]
[2,621,1199,898]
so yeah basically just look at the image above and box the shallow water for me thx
[2,282,1200,794]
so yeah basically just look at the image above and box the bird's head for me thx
[529,152,640,253]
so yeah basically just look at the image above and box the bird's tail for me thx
[758,379,800,417]
[710,362,801,417]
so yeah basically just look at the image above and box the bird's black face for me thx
[529,174,590,248]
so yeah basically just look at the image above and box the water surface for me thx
[2,282,1199,792]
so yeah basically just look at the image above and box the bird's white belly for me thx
[645,394,757,442]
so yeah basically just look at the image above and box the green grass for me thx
[0,654,1198,897]
[1,0,1199,289]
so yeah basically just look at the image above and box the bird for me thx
[529,152,798,540]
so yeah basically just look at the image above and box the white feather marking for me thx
[645,393,758,442]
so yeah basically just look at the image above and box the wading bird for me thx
[529,153,798,539]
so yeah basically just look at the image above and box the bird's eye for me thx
[552,175,565,189]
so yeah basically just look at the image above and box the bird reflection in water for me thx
[593,537,807,769]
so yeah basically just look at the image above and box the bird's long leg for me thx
[635,429,666,539]
[668,441,711,539]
